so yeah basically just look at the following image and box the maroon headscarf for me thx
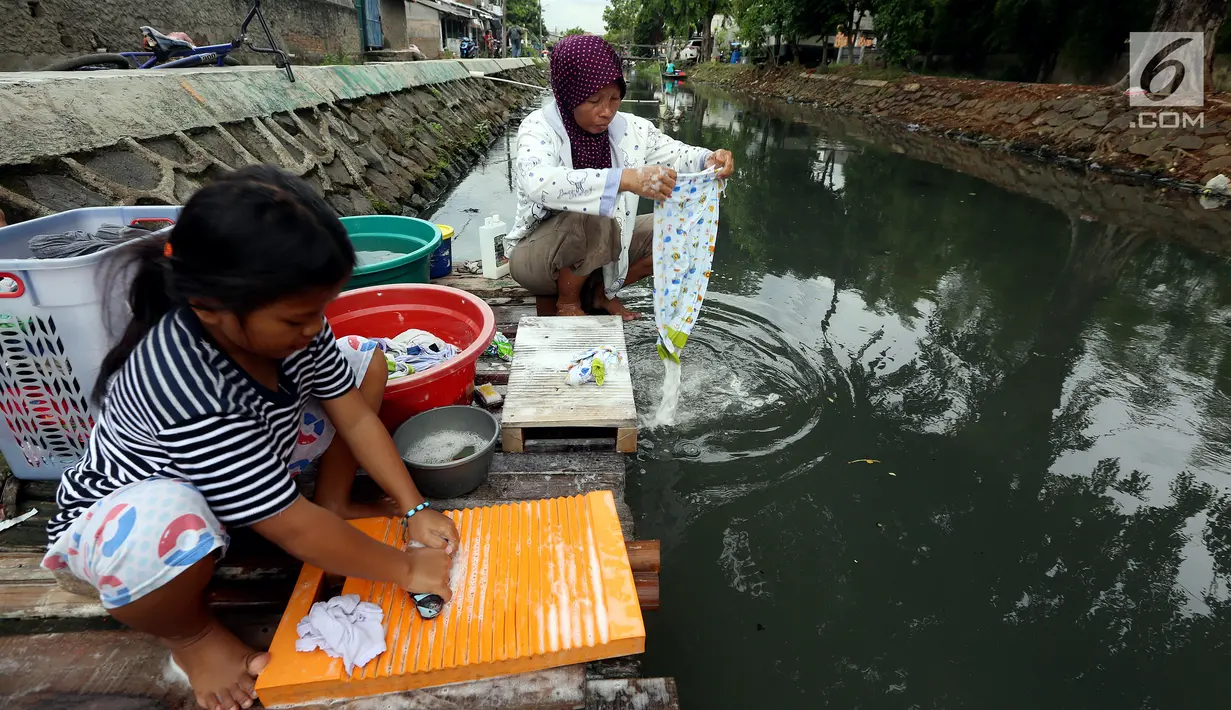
[549,35,626,170]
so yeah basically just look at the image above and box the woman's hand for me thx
[706,150,736,178]
[405,508,460,554]
[402,547,453,601]
[621,166,677,202]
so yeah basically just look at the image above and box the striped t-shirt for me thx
[47,308,356,544]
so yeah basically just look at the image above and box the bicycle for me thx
[41,0,295,82]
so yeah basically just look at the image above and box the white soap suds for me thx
[403,430,489,464]
[448,543,467,593]
[552,541,571,650]
[585,521,610,644]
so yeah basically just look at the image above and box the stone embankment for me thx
[690,63,1231,191]
[738,98,1231,256]
[0,59,546,223]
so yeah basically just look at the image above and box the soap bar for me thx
[475,383,503,408]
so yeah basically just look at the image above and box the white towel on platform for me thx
[295,594,387,674]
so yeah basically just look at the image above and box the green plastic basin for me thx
[340,215,442,290]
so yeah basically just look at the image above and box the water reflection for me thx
[623,79,1231,708]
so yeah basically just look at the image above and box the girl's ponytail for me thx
[94,232,174,404]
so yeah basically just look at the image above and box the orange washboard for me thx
[255,491,645,707]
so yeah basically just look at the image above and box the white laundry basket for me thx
[0,206,180,480]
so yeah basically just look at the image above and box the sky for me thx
[542,0,608,34]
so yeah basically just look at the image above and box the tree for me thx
[562,27,589,36]
[1147,0,1231,89]
[874,0,931,67]
[604,0,669,48]
[505,0,545,35]
[640,0,730,58]
[603,0,639,43]
[1108,0,1229,90]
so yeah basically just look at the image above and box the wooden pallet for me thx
[502,316,638,454]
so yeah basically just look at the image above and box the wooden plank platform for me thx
[588,678,682,710]
[0,630,590,710]
[502,317,638,454]
[0,537,659,622]
[0,272,681,709]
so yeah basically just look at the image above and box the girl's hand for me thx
[405,508,460,554]
[621,166,677,202]
[403,547,453,602]
[706,150,735,179]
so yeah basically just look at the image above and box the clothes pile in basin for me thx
[337,329,459,381]
[28,223,167,259]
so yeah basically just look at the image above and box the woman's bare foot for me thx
[556,300,586,317]
[596,294,640,321]
[169,621,268,710]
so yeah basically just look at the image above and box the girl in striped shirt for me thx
[42,166,459,710]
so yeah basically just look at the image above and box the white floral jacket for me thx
[506,99,712,297]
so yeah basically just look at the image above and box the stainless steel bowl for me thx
[393,405,499,499]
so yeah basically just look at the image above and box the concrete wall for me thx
[408,2,444,59]
[0,58,544,222]
[0,0,361,71]
[380,0,409,49]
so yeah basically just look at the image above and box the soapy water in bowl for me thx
[403,430,491,464]
[355,249,405,267]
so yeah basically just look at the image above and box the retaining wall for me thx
[737,98,1231,256]
[0,58,545,223]
[689,64,1231,191]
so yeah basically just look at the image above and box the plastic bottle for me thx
[478,214,510,280]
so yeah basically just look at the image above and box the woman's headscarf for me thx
[549,35,626,170]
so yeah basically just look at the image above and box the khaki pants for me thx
[509,212,653,296]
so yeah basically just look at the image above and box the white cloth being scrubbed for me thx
[295,594,387,674]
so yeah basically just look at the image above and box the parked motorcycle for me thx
[459,36,478,59]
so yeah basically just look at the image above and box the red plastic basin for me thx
[325,284,497,429]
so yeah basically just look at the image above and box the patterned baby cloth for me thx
[565,345,623,386]
[653,169,722,362]
[337,331,459,381]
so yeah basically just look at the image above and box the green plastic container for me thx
[341,216,442,290]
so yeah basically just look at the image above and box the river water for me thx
[435,77,1231,708]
